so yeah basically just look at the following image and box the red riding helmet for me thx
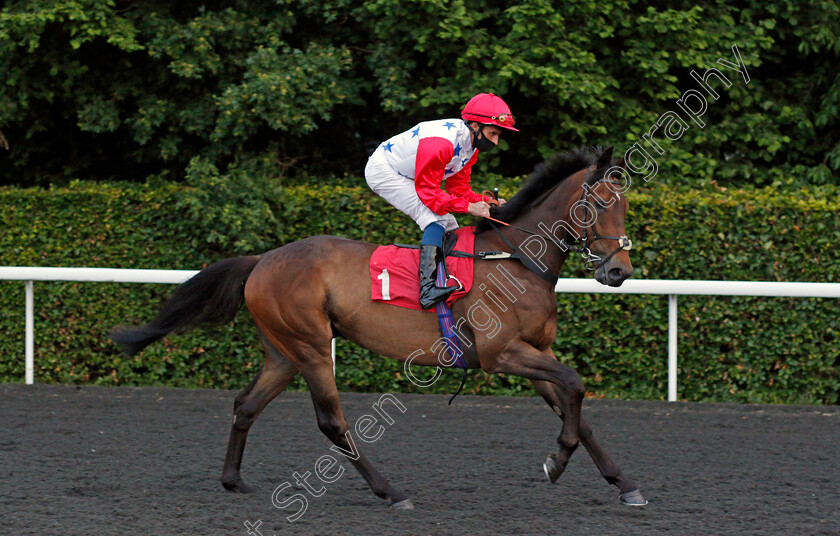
[461,93,519,132]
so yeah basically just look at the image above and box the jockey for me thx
[365,93,518,309]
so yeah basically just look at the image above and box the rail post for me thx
[668,294,678,402]
[25,280,34,385]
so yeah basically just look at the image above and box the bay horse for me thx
[112,145,647,509]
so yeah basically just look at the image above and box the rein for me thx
[482,166,632,272]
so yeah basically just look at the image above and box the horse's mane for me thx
[475,145,615,232]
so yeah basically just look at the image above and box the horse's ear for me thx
[597,146,614,166]
[616,156,626,169]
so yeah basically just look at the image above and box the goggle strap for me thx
[468,112,515,126]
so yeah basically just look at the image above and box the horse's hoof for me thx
[221,478,256,494]
[619,489,648,506]
[390,498,414,510]
[542,454,563,484]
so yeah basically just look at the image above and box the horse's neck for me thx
[502,170,585,275]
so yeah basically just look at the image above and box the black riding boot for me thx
[418,244,457,309]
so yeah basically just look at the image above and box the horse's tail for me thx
[111,255,261,356]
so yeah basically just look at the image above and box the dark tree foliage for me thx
[1,0,838,187]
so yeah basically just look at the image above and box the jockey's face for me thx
[470,123,503,149]
[481,125,503,144]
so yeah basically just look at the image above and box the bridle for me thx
[483,165,632,271]
[568,165,633,271]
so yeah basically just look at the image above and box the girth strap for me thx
[433,259,469,405]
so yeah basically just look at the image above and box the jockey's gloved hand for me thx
[467,201,491,218]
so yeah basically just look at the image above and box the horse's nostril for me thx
[608,268,624,281]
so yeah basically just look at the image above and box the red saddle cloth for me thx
[370,227,476,311]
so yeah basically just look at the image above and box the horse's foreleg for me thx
[530,378,579,484]
[485,341,585,472]
[304,363,413,509]
[221,332,299,493]
[530,379,647,505]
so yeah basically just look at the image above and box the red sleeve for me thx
[414,137,470,214]
[444,151,484,203]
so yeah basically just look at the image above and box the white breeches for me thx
[365,155,458,232]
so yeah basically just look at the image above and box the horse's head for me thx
[475,145,633,287]
[578,147,633,287]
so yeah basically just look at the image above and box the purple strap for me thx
[434,260,467,369]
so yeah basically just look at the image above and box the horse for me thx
[112,145,647,509]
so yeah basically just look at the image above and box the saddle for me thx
[369,227,476,311]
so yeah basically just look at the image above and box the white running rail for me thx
[3,267,198,385]
[553,279,840,401]
[3,267,840,401]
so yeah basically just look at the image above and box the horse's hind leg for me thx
[530,379,647,506]
[302,360,413,509]
[221,331,300,493]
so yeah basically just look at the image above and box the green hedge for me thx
[2,176,838,403]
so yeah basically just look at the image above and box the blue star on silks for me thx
[445,167,454,175]
[454,143,462,156]
[443,121,456,130]
[411,127,421,138]
[383,141,394,152]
